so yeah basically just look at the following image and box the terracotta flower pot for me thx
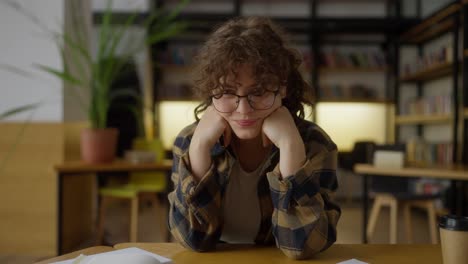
[81,128,119,163]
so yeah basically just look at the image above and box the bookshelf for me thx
[92,1,418,104]
[394,114,453,125]
[319,98,391,104]
[399,62,453,83]
[400,2,460,44]
[395,1,462,167]
[319,67,387,74]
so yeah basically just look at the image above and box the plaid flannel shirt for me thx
[168,118,341,259]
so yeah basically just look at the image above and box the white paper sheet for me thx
[337,258,368,264]
[52,247,172,264]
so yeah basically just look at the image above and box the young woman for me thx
[167,17,341,260]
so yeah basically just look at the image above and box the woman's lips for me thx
[236,119,257,127]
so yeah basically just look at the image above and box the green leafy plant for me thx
[0,103,40,121]
[4,0,189,129]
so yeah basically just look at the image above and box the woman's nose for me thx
[236,97,254,113]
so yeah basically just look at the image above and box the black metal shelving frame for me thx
[92,0,420,103]
[394,0,462,162]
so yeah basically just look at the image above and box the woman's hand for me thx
[193,106,231,148]
[261,106,298,148]
[262,106,306,178]
[189,106,231,181]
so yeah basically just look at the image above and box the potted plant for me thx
[5,0,188,163]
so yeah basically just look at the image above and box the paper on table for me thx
[52,247,172,264]
[337,259,368,264]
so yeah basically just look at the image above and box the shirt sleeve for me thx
[167,129,228,252]
[266,140,341,260]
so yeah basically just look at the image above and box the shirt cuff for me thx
[177,152,221,224]
[266,159,321,211]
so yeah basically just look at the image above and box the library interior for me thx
[1,0,468,263]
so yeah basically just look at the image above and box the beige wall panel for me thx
[0,123,63,256]
[0,121,102,255]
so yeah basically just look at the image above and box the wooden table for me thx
[354,163,468,243]
[55,159,173,255]
[37,243,444,264]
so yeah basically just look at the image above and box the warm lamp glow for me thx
[157,101,388,152]
[157,101,200,150]
[315,102,388,152]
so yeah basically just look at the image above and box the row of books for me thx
[157,46,199,66]
[157,46,387,72]
[406,139,453,166]
[401,95,452,115]
[401,46,453,77]
[318,50,386,69]
[318,83,378,99]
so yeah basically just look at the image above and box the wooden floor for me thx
[3,199,439,263]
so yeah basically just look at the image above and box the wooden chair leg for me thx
[367,196,383,242]
[426,201,438,244]
[389,198,398,244]
[402,202,413,243]
[130,196,139,242]
[97,196,108,245]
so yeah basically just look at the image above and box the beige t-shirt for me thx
[220,159,266,244]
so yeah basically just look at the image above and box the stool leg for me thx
[367,196,382,242]
[426,201,438,244]
[389,198,398,244]
[97,196,108,245]
[130,196,139,242]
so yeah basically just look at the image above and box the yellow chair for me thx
[97,138,168,244]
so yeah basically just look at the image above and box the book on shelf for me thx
[401,45,453,77]
[402,95,452,116]
[406,138,453,166]
[318,83,379,100]
[318,49,386,69]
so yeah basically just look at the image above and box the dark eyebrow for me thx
[223,82,262,90]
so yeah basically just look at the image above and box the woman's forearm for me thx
[188,136,213,181]
[278,132,306,178]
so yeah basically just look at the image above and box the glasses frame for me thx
[211,89,280,113]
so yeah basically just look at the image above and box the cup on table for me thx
[439,215,468,264]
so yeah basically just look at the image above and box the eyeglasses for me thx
[211,89,279,113]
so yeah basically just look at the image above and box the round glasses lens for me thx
[212,94,238,113]
[250,91,276,110]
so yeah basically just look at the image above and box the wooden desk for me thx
[37,243,444,264]
[354,164,468,243]
[55,159,173,255]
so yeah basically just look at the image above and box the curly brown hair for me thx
[192,16,312,121]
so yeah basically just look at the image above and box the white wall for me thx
[0,0,64,122]
[92,0,149,12]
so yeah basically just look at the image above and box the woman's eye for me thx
[223,91,237,95]
[251,90,265,96]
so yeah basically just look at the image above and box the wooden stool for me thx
[97,192,166,244]
[366,193,438,244]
